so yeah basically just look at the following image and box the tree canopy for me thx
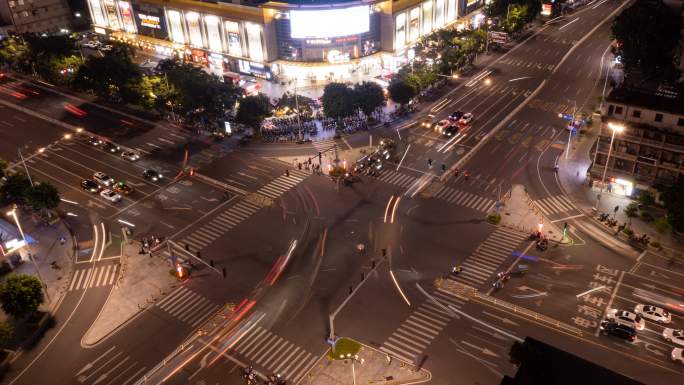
[26,181,60,213]
[611,0,681,78]
[0,274,45,318]
[661,179,684,232]
[388,78,418,106]
[0,173,32,206]
[322,83,356,119]
[353,81,385,117]
[236,94,271,129]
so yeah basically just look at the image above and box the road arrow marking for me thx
[650,270,670,279]
[461,340,500,358]
[482,310,519,326]
[76,346,116,376]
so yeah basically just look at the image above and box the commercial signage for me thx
[138,14,160,29]
[133,3,166,39]
[541,3,552,16]
[290,6,369,39]
[88,0,108,27]
[117,1,137,33]
[104,0,121,30]
[488,31,508,44]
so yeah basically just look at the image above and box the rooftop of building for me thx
[607,86,684,116]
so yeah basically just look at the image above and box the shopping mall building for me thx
[85,0,483,83]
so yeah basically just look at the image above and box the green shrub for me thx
[640,211,654,222]
[487,212,501,225]
[622,227,634,236]
[649,241,661,249]
[328,337,362,360]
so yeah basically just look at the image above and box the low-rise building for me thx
[590,86,684,197]
[0,0,73,34]
[84,0,485,82]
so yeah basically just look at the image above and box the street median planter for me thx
[328,337,361,360]
[487,212,502,225]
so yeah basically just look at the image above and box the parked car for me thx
[663,329,684,347]
[143,169,163,182]
[599,319,637,342]
[93,171,114,187]
[100,189,122,203]
[634,304,671,324]
[102,141,120,153]
[81,179,100,193]
[121,150,140,161]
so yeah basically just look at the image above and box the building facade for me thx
[84,0,484,81]
[0,0,73,33]
[590,87,684,197]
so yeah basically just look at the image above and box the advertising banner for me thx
[133,2,167,39]
[117,1,137,33]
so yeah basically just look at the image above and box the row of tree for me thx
[321,82,385,120]
[485,0,541,33]
[0,274,47,348]
[0,34,241,130]
[0,160,60,218]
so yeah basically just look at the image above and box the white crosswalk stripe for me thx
[380,290,466,363]
[68,264,119,291]
[155,286,219,327]
[232,326,317,384]
[433,185,495,212]
[377,169,417,188]
[180,199,262,251]
[534,195,576,216]
[448,227,527,288]
[312,138,339,154]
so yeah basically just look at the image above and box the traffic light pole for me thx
[328,256,385,342]
[167,240,223,277]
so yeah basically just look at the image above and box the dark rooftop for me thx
[607,86,684,116]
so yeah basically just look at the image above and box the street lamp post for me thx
[18,147,35,186]
[596,122,624,210]
[565,99,577,160]
[7,207,50,302]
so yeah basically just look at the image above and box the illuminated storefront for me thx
[86,0,476,82]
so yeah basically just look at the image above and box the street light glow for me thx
[607,122,625,133]
[64,133,72,140]
[484,78,492,85]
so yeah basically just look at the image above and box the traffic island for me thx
[299,341,430,385]
[81,241,180,346]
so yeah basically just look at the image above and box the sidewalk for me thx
[0,212,76,313]
[498,184,570,245]
[556,123,683,252]
[82,240,179,346]
[298,343,430,385]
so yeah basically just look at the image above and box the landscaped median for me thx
[299,338,430,385]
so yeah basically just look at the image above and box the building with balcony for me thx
[84,0,484,82]
[589,86,684,197]
[0,0,73,34]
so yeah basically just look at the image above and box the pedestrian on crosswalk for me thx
[285,169,290,177]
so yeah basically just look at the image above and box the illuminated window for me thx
[245,22,263,61]
[204,15,222,52]
[185,12,204,48]
[395,12,406,49]
[422,1,433,35]
[167,10,185,44]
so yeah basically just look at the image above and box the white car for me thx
[663,328,684,347]
[121,150,140,161]
[672,348,684,364]
[634,304,671,324]
[93,171,114,187]
[435,119,451,134]
[100,189,122,203]
[458,112,474,126]
[606,309,645,330]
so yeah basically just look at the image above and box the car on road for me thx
[102,141,120,153]
[673,348,684,364]
[100,189,122,203]
[112,181,133,195]
[605,309,645,330]
[458,112,474,126]
[663,328,684,347]
[435,119,451,134]
[143,169,163,182]
[634,304,671,324]
[87,136,103,146]
[449,110,464,121]
[443,125,459,137]
[421,114,437,129]
[81,179,100,193]
[599,319,637,342]
[121,150,141,161]
[93,171,114,186]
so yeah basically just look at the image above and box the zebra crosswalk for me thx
[68,264,119,291]
[312,138,339,155]
[380,288,465,363]
[231,326,318,383]
[256,169,309,199]
[181,200,261,252]
[180,170,308,252]
[534,195,576,216]
[155,286,219,327]
[377,169,417,188]
[448,227,528,288]
[432,185,494,212]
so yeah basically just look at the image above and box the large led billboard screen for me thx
[290,6,369,39]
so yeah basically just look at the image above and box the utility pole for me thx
[294,78,303,141]
[565,100,577,160]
